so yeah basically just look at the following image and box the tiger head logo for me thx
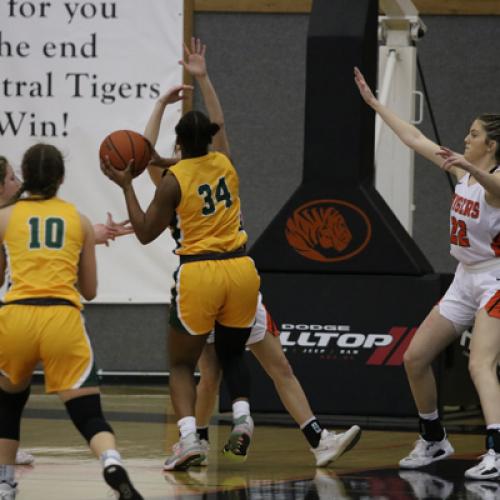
[285,200,371,262]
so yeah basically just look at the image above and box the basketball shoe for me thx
[163,432,205,471]
[223,415,254,462]
[399,436,454,468]
[103,464,143,500]
[0,481,16,500]
[465,449,500,480]
[311,426,362,467]
[15,450,34,466]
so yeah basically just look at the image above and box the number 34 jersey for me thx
[169,152,248,255]
[2,198,83,307]
[450,172,500,265]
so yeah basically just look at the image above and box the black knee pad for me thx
[214,323,251,401]
[0,386,30,441]
[214,323,251,359]
[65,394,114,443]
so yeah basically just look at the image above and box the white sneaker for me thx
[222,415,254,462]
[163,433,205,471]
[465,449,500,480]
[311,426,362,467]
[198,439,209,466]
[399,437,454,469]
[0,481,16,500]
[15,450,34,466]
[465,480,500,500]
[399,471,454,499]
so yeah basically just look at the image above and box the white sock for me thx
[100,449,122,469]
[178,416,196,438]
[299,416,317,430]
[487,424,500,431]
[232,400,250,420]
[419,409,439,421]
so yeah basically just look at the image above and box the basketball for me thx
[99,130,153,178]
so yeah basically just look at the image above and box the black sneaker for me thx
[103,464,143,500]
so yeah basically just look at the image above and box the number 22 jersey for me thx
[450,170,500,265]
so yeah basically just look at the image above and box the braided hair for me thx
[14,144,64,203]
[477,114,500,163]
[175,110,220,158]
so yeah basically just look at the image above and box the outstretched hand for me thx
[93,213,134,246]
[180,37,207,78]
[158,84,193,106]
[106,212,134,237]
[354,66,377,106]
[436,146,474,172]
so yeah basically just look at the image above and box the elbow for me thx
[136,232,153,245]
[81,289,97,301]
[80,281,97,301]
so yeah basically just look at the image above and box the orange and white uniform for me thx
[439,170,500,328]
[168,152,260,335]
[0,198,97,392]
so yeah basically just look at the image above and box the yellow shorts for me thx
[170,256,261,335]
[0,305,98,393]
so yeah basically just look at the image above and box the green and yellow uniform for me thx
[0,198,97,392]
[169,152,260,334]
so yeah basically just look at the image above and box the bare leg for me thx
[468,310,500,425]
[403,306,458,413]
[168,326,208,420]
[195,344,222,427]
[249,333,314,426]
[0,377,30,465]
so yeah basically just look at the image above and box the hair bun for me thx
[208,123,220,137]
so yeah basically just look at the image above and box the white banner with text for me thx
[1,0,184,302]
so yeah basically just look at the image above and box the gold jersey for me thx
[2,197,83,308]
[169,152,248,255]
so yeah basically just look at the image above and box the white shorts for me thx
[206,293,278,345]
[438,260,500,332]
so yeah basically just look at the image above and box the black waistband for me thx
[0,297,78,308]
[179,246,247,264]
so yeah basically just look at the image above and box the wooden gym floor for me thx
[13,384,497,499]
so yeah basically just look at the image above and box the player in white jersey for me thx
[355,67,500,480]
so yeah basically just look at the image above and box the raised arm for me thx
[354,66,465,180]
[180,37,230,157]
[144,85,192,187]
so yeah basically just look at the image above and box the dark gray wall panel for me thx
[87,13,499,372]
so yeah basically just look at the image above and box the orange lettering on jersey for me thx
[451,194,480,219]
[462,200,473,217]
[471,202,480,219]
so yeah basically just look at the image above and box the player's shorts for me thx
[438,260,500,332]
[206,293,280,345]
[0,304,98,393]
[170,256,260,335]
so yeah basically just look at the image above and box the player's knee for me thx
[197,373,221,395]
[402,347,425,373]
[0,386,30,440]
[468,352,494,383]
[266,357,294,382]
[65,393,113,443]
